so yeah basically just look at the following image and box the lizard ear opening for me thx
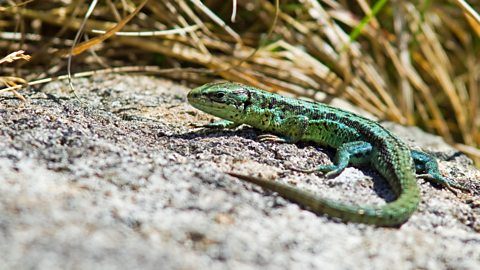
[234,89,247,95]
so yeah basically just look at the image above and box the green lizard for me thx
[187,82,468,226]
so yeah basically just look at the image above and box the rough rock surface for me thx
[0,74,479,270]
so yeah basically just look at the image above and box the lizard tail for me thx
[227,172,419,226]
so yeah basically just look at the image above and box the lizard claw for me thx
[258,134,287,143]
[289,164,340,178]
[190,122,208,128]
[289,165,323,174]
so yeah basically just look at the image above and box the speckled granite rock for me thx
[0,74,479,270]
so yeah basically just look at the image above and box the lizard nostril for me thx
[188,92,199,99]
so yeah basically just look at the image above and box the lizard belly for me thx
[302,119,361,147]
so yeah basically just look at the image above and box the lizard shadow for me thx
[171,126,398,203]
[171,125,260,140]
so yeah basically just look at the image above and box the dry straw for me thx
[0,0,479,163]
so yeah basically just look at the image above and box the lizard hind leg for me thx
[411,150,469,194]
[292,141,373,178]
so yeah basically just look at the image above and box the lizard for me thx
[187,81,468,226]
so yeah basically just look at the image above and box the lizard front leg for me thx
[195,119,241,129]
[292,141,373,177]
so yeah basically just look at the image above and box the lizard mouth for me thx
[187,91,229,118]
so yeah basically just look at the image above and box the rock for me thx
[0,74,479,270]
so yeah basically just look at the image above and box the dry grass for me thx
[0,0,479,164]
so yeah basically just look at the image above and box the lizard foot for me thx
[289,164,341,178]
[417,173,470,195]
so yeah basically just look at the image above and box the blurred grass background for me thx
[1,0,479,164]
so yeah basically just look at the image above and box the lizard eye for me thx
[213,92,225,99]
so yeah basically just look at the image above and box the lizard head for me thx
[188,82,251,122]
